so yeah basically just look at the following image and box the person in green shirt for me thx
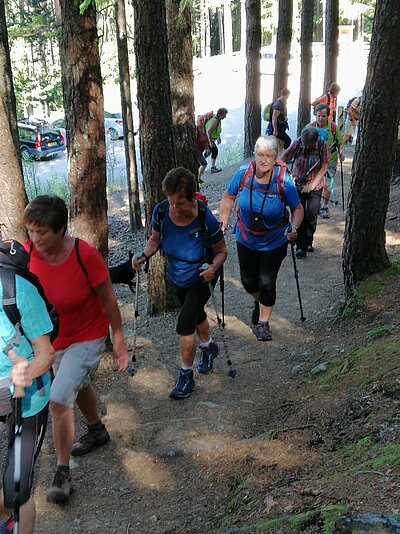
[205,107,228,174]
[307,103,345,220]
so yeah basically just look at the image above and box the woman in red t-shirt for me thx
[23,195,128,506]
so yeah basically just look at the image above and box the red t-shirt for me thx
[24,239,109,350]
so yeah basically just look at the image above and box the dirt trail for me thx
[3,148,399,534]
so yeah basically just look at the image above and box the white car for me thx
[104,111,124,140]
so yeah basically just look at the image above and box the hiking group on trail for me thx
[1,81,356,532]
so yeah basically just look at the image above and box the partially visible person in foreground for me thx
[219,136,303,341]
[195,114,210,184]
[0,243,55,534]
[132,167,227,399]
[23,195,128,505]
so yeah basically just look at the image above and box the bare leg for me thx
[50,401,74,465]
[76,384,101,426]
[179,334,196,368]
[1,497,35,534]
[195,318,210,344]
[198,165,207,181]
[322,183,330,207]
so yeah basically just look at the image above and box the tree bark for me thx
[273,0,292,100]
[243,0,261,158]
[133,0,177,314]
[59,0,108,257]
[166,0,197,177]
[0,0,28,242]
[240,0,246,53]
[343,0,400,299]
[323,0,339,92]
[115,0,142,231]
[297,0,314,137]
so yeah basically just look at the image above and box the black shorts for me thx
[174,277,218,336]
[2,402,49,509]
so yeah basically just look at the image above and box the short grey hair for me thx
[254,135,279,157]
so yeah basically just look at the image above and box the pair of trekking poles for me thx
[127,262,237,379]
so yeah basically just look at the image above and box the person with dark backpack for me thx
[0,239,55,534]
[281,127,330,259]
[131,167,227,399]
[266,88,291,150]
[22,195,129,506]
[219,136,303,341]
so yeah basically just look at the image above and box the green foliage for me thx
[366,325,390,340]
[320,504,348,533]
[23,160,69,203]
[220,138,244,167]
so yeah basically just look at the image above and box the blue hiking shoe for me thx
[170,369,195,399]
[0,517,13,533]
[198,342,219,374]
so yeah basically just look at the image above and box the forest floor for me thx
[2,147,400,534]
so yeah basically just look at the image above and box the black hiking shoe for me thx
[254,322,273,341]
[211,166,222,174]
[295,248,306,259]
[71,424,110,456]
[307,245,314,253]
[47,468,73,504]
[251,301,260,325]
[198,342,219,374]
[170,369,195,399]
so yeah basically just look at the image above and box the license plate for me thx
[48,141,57,147]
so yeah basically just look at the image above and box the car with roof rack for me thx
[18,120,66,160]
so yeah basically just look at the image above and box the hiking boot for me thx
[198,341,219,374]
[321,206,330,219]
[71,424,110,456]
[47,468,73,504]
[254,322,272,341]
[210,166,222,174]
[307,245,314,253]
[251,301,260,326]
[295,248,306,259]
[170,369,195,399]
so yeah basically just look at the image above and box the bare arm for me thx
[200,239,228,283]
[131,229,161,270]
[8,335,55,389]
[219,191,236,233]
[303,161,329,192]
[94,278,128,372]
[286,203,304,242]
[272,109,281,135]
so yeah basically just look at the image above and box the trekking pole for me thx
[321,196,339,206]
[340,159,345,212]
[287,231,306,322]
[219,264,225,328]
[127,269,140,377]
[201,263,236,378]
[13,380,24,534]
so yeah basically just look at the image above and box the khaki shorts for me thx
[50,337,106,406]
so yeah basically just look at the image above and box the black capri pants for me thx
[210,144,219,160]
[237,241,287,307]
[3,402,49,509]
[174,277,218,336]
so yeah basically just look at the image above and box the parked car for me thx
[50,117,67,141]
[104,111,124,140]
[18,121,66,160]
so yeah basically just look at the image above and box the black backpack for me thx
[0,239,59,347]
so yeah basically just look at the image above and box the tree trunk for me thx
[133,0,177,314]
[297,0,314,137]
[0,0,28,242]
[343,0,400,299]
[243,0,261,158]
[166,0,197,177]
[223,0,233,56]
[323,0,339,92]
[273,0,293,100]
[59,0,108,257]
[115,0,142,231]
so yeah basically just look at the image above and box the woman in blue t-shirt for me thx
[132,167,227,399]
[219,136,303,341]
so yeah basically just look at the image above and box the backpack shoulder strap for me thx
[0,268,20,328]
[197,200,208,236]
[275,164,286,203]
[326,93,331,106]
[75,238,88,279]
